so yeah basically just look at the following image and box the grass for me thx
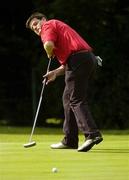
[0,126,129,180]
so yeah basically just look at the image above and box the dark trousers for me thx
[62,51,101,147]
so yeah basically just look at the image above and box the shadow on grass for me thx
[92,149,129,153]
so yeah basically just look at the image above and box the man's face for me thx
[30,18,42,35]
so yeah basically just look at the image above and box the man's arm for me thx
[43,65,65,84]
[54,65,65,76]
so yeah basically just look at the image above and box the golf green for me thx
[0,127,129,180]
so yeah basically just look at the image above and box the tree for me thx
[0,0,129,128]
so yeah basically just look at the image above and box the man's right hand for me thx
[43,70,57,85]
[43,65,65,84]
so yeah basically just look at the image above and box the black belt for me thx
[71,49,91,56]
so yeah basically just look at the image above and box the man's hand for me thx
[43,70,56,85]
[43,65,65,85]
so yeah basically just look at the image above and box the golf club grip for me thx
[46,58,52,73]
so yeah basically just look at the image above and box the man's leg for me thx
[66,52,99,135]
[66,52,103,151]
[50,70,79,149]
[62,87,79,148]
[50,86,78,149]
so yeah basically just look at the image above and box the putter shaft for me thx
[23,58,52,148]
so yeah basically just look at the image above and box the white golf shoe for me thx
[50,142,69,149]
[50,142,78,149]
[78,136,103,152]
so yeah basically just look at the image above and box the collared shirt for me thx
[41,19,92,65]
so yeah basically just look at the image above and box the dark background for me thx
[0,0,129,129]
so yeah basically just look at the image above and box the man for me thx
[26,12,103,152]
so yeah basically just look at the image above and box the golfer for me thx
[26,12,103,152]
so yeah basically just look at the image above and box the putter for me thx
[23,58,52,148]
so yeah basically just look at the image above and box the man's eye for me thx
[32,22,37,26]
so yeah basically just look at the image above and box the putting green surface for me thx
[0,127,129,180]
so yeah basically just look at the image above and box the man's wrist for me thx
[55,65,65,76]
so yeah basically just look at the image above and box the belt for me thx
[71,49,91,56]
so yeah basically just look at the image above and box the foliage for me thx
[0,0,129,128]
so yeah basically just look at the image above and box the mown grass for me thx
[0,126,129,180]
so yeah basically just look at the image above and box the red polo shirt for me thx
[41,19,92,65]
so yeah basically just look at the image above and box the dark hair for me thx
[26,12,47,28]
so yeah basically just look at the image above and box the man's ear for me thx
[41,17,47,23]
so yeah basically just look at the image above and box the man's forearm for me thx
[54,65,65,77]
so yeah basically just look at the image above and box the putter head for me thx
[23,141,36,148]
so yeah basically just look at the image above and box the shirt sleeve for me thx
[41,22,57,44]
